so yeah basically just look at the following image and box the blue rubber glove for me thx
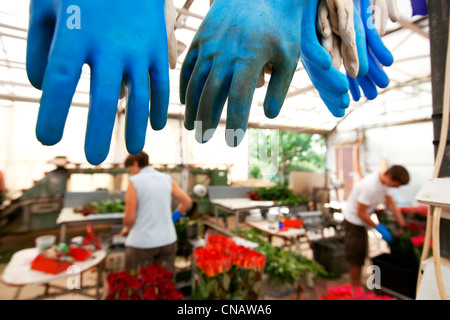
[172,209,184,223]
[347,0,393,101]
[26,0,170,165]
[374,223,393,244]
[355,0,393,67]
[300,0,355,117]
[181,0,309,147]
[347,47,390,101]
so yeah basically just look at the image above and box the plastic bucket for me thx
[35,235,56,253]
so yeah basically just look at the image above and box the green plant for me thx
[251,184,309,206]
[74,198,125,215]
[174,217,200,258]
[238,229,328,285]
[249,129,326,184]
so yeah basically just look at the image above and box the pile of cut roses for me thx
[192,234,266,300]
[105,264,183,300]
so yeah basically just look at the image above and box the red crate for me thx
[30,254,73,274]
[69,247,92,261]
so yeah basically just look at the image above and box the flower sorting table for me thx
[0,247,106,299]
[245,218,308,252]
[56,207,124,242]
[210,198,275,234]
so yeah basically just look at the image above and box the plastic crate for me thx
[372,253,419,299]
[311,237,349,275]
[30,255,73,274]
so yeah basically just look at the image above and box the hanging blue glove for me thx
[26,0,170,165]
[180,0,307,147]
[172,209,184,223]
[374,223,393,244]
[347,0,393,101]
[300,0,352,118]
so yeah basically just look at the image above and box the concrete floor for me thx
[0,215,392,300]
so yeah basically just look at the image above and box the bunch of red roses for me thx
[205,234,237,254]
[105,264,183,300]
[230,245,266,270]
[193,247,232,277]
[204,234,266,270]
[193,235,266,300]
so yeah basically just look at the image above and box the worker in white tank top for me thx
[120,151,192,273]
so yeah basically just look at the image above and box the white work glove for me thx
[317,0,359,78]
[120,0,177,99]
[166,0,178,69]
[317,0,342,70]
[370,0,400,36]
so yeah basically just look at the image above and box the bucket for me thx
[35,235,56,253]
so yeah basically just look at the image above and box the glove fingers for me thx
[301,0,332,70]
[301,57,349,94]
[341,41,359,78]
[179,48,199,106]
[318,92,347,117]
[195,64,233,143]
[165,0,178,69]
[387,0,399,22]
[263,62,297,119]
[335,0,355,47]
[148,59,170,131]
[168,33,178,70]
[317,2,342,71]
[124,67,150,155]
[84,59,123,165]
[372,0,388,36]
[367,48,390,89]
[224,63,261,147]
[360,0,393,66]
[36,51,86,146]
[354,8,369,77]
[313,80,350,110]
[347,73,361,101]
[357,76,378,100]
[184,58,213,131]
[26,3,55,90]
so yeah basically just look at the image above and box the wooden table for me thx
[1,248,107,300]
[56,207,124,242]
[245,218,308,251]
[210,198,275,234]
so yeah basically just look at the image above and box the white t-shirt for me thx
[125,166,177,249]
[343,173,390,227]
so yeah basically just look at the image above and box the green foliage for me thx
[193,270,231,300]
[75,198,125,215]
[239,229,328,285]
[175,217,202,258]
[249,129,326,183]
[91,198,125,213]
[253,184,309,206]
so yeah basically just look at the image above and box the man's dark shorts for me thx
[343,219,368,266]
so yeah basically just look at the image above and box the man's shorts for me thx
[343,219,368,266]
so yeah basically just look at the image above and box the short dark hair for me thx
[124,151,149,168]
[385,165,410,185]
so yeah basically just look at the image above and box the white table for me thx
[210,198,275,234]
[416,257,450,300]
[245,219,307,251]
[1,248,107,300]
[56,207,124,242]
